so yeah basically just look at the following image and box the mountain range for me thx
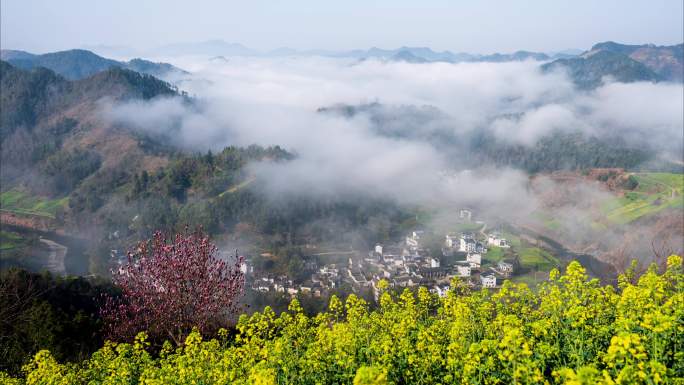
[2,40,681,95]
[0,49,187,80]
[76,40,574,63]
[81,40,682,83]
[1,40,680,180]
[149,41,571,63]
[0,60,179,196]
[588,41,684,81]
[1,40,681,278]
[542,41,683,88]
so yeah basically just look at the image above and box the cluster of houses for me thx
[488,232,511,248]
[445,232,488,254]
[242,226,516,300]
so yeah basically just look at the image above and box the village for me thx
[242,209,519,300]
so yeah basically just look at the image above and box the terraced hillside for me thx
[602,173,683,224]
[0,189,68,219]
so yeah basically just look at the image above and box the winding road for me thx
[39,237,67,276]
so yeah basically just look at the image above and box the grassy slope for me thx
[517,247,560,271]
[483,230,561,283]
[0,231,28,250]
[534,173,683,233]
[0,189,69,219]
[602,173,683,224]
[484,246,505,264]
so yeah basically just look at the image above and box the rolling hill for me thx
[0,49,187,80]
[541,41,683,88]
[0,60,179,194]
[590,41,684,81]
[542,49,660,88]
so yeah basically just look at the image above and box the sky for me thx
[1,0,683,54]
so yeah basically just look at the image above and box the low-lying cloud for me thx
[103,56,683,248]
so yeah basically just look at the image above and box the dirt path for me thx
[39,237,67,275]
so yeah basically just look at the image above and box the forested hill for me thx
[589,41,684,81]
[542,50,660,89]
[0,49,187,80]
[542,41,684,88]
[1,61,418,277]
[1,60,178,136]
[319,102,665,173]
[1,61,179,192]
[0,61,182,236]
[1,58,680,280]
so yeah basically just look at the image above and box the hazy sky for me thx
[2,0,683,54]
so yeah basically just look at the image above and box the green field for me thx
[0,189,68,218]
[517,247,560,271]
[534,172,683,232]
[532,212,562,231]
[510,270,552,287]
[483,246,505,265]
[602,173,683,224]
[0,231,28,251]
[483,231,560,274]
[0,230,39,264]
[501,231,522,248]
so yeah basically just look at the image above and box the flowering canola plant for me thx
[7,256,684,385]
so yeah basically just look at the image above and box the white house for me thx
[319,265,339,279]
[459,209,472,221]
[488,233,511,248]
[497,261,514,277]
[445,234,457,248]
[299,285,312,293]
[455,262,471,277]
[375,244,384,255]
[431,285,450,297]
[240,261,254,275]
[459,237,476,253]
[481,274,497,288]
[466,253,482,267]
[384,254,404,267]
[430,257,441,268]
[406,231,423,248]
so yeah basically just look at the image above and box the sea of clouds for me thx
[103,56,683,255]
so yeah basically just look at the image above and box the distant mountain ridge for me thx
[141,39,572,63]
[355,47,559,63]
[542,41,683,88]
[587,41,684,81]
[0,49,187,80]
[153,40,255,57]
[542,50,661,89]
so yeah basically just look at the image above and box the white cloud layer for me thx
[104,57,683,219]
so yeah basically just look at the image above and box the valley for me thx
[1,46,681,292]
[1,1,683,382]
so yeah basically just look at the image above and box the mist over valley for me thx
[1,2,683,379]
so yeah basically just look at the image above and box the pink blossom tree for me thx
[101,228,244,344]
